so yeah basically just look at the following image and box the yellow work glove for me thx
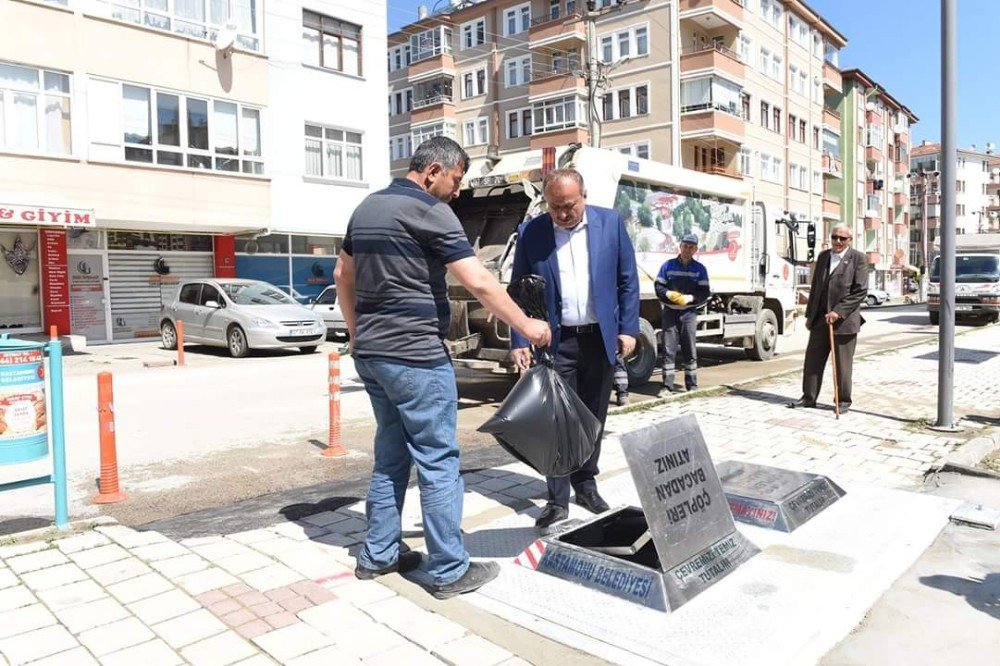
[666,290,686,305]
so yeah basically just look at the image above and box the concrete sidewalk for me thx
[0,327,996,665]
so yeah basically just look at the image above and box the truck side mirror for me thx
[806,223,816,262]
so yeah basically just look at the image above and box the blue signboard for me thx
[236,255,336,303]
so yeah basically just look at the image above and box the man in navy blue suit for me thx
[509,169,640,534]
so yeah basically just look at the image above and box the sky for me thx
[385,0,1000,151]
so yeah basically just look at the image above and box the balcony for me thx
[894,191,907,207]
[529,11,586,48]
[410,100,456,124]
[691,163,743,180]
[866,252,882,264]
[865,145,883,163]
[529,70,586,97]
[822,62,841,91]
[680,44,745,80]
[864,216,882,231]
[987,181,1000,195]
[530,127,589,150]
[410,53,455,79]
[822,197,841,218]
[822,152,842,177]
[680,108,745,142]
[822,107,841,130]
[679,0,744,28]
[894,222,907,235]
[894,160,908,175]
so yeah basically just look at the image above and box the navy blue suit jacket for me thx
[510,205,640,365]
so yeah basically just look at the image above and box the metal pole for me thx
[48,336,69,529]
[922,178,929,301]
[585,1,599,147]
[937,0,957,430]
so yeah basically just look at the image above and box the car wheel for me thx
[161,321,178,350]
[866,295,877,306]
[228,325,249,358]
[300,346,318,354]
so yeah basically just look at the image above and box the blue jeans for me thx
[353,357,469,586]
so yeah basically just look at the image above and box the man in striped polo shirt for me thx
[335,137,550,599]
[655,233,711,396]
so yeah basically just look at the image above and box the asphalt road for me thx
[0,303,986,536]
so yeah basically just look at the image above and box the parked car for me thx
[866,288,891,306]
[160,279,327,357]
[308,285,348,340]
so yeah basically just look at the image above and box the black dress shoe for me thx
[574,489,610,514]
[837,403,851,414]
[355,550,422,580]
[786,399,817,409]
[535,503,569,534]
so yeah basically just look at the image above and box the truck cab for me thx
[927,233,1000,324]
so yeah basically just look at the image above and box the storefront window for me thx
[107,232,212,251]
[0,229,42,330]
[67,228,105,250]
[290,235,341,255]
[234,233,288,254]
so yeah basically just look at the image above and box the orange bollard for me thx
[176,320,185,366]
[323,351,346,457]
[49,325,58,340]
[92,372,126,504]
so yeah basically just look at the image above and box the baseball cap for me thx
[680,234,699,246]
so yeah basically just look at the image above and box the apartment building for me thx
[0,0,385,343]
[387,0,846,249]
[839,69,917,296]
[909,141,998,268]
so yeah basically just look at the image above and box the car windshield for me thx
[930,255,1000,283]
[315,288,337,305]
[222,283,298,305]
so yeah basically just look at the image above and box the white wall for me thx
[265,0,389,237]
[957,154,992,234]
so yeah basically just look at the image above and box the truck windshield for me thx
[929,255,1000,283]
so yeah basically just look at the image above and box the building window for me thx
[680,77,741,115]
[813,126,820,149]
[507,108,533,139]
[463,117,489,146]
[741,92,751,120]
[799,118,807,143]
[389,134,411,161]
[532,95,583,133]
[789,163,808,190]
[462,68,487,99]
[305,124,362,181]
[504,3,531,36]
[388,89,412,116]
[410,27,453,63]
[115,82,262,174]
[773,107,781,134]
[413,76,453,108]
[740,147,753,176]
[789,15,809,48]
[461,18,486,49]
[506,56,532,87]
[598,24,649,63]
[388,44,411,72]
[96,0,262,51]
[615,142,650,159]
[0,62,71,154]
[760,0,784,30]
[738,33,752,64]
[694,146,726,174]
[788,113,797,140]
[303,11,362,76]
[759,152,782,183]
[412,121,456,147]
[602,84,649,121]
[760,101,770,130]
[758,46,782,82]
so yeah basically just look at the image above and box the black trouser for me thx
[802,325,857,406]
[549,328,613,508]
[661,307,698,389]
[613,353,628,394]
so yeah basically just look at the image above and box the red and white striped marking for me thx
[514,539,547,570]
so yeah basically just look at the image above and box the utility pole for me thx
[936,0,957,431]
[585,0,599,147]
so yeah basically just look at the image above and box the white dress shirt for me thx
[829,247,849,275]
[554,213,597,326]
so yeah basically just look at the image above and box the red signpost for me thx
[323,351,346,457]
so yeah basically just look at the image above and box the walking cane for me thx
[828,321,840,420]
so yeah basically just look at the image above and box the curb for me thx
[936,427,1000,473]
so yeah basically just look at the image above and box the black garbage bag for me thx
[478,360,601,477]
[506,274,548,321]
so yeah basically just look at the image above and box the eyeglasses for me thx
[830,234,850,242]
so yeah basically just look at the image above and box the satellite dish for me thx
[214,25,237,57]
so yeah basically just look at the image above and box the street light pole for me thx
[936,0,957,430]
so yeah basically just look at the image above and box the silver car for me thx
[160,279,327,357]
[308,286,348,340]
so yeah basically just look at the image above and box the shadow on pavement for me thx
[916,348,1000,365]
[919,573,1000,620]
[0,517,52,537]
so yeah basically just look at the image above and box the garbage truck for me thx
[927,232,1000,325]
[445,144,815,385]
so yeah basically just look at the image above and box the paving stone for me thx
[128,589,202,625]
[0,569,19,590]
[26,646,99,665]
[54,597,130,634]
[176,568,239,596]
[497,658,533,666]
[297,600,371,629]
[78,616,155,656]
[234,590,269,607]
[220,582,253,597]
[0,625,78,664]
[301,616,405,659]
[268,522,313,541]
[366,596,466,649]
[150,553,210,578]
[88,557,153,586]
[263,587,297,602]
[252,622,334,662]
[476,477,521,493]
[152,608,227,649]
[246,601,282,618]
[132,541,191,562]
[277,594,312,613]
[213,552,275,576]
[232,656,275,666]
[433,635,513,666]
[248,538,302,557]
[298,511,349,528]
[364,642,445,666]
[241,563,304,592]
[106,572,174,604]
[220,609,257,627]
[5,548,68,574]
[209,598,242,615]
[191,541,256,562]
[287,645,363,666]
[95,526,169,549]
[276,548,343,580]
[36,579,105,611]
[234,619,271,639]
[179,536,223,548]
[0,540,49,559]
[264,611,298,629]
[0,603,56,638]
[68,543,131,570]
[100,638,183,666]
[330,579,396,606]
[195,589,228,605]
[180,631,259,666]
[53,531,111,554]
[324,516,367,533]
[20,562,88,591]
[226,529,276,545]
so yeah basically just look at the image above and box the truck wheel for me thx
[746,309,778,361]
[929,310,940,325]
[625,318,657,387]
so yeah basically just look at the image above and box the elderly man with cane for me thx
[788,223,868,414]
